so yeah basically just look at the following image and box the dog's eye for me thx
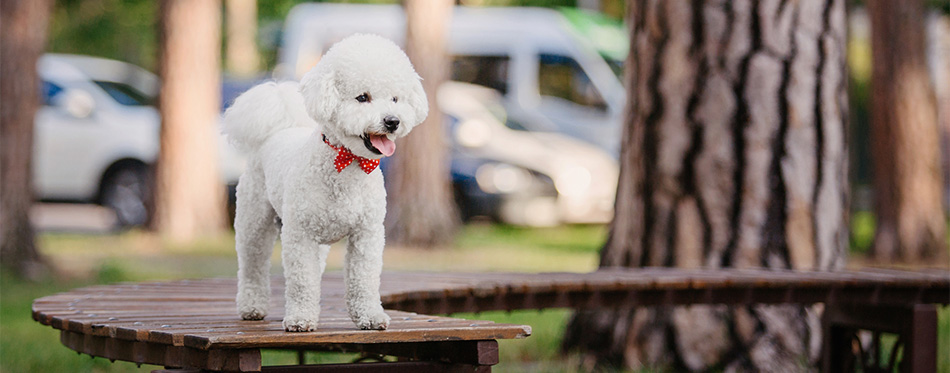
[355,93,370,103]
[392,97,398,103]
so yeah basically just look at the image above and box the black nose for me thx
[383,116,400,132]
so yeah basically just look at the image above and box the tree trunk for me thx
[386,0,459,247]
[0,0,53,279]
[154,0,227,242]
[868,0,947,262]
[563,1,848,371]
[933,15,950,214]
[224,0,259,77]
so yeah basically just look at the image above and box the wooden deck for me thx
[32,268,950,372]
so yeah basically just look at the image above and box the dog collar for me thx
[323,134,380,174]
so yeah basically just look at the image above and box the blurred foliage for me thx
[48,0,158,70]
[850,211,875,254]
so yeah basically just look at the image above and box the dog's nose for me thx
[383,116,400,132]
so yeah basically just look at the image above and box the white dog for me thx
[222,34,427,332]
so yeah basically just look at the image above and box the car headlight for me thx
[475,163,530,194]
[455,119,491,148]
[554,166,591,197]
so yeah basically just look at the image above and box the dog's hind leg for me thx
[344,226,390,330]
[234,173,279,321]
[280,224,329,332]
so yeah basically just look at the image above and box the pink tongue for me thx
[370,134,396,156]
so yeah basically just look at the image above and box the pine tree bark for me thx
[0,0,53,279]
[868,0,947,262]
[154,0,227,242]
[563,1,848,371]
[386,0,459,247]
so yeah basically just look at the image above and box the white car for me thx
[33,54,244,227]
[440,82,618,226]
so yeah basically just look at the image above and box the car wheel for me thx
[101,165,151,228]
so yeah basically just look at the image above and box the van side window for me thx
[452,56,509,94]
[538,54,606,111]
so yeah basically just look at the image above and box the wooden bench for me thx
[32,268,949,372]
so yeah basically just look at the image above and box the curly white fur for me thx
[223,34,427,332]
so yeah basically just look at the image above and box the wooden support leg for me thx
[904,304,937,373]
[821,303,938,373]
[821,317,853,372]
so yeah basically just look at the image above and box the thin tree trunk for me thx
[386,0,459,247]
[933,15,950,214]
[564,1,848,371]
[154,0,226,242]
[225,0,259,77]
[868,0,947,262]
[0,0,53,279]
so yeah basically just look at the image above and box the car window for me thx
[538,54,607,111]
[452,55,510,94]
[41,80,63,106]
[93,81,154,106]
[604,55,624,83]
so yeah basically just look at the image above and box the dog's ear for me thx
[408,74,429,126]
[299,66,339,123]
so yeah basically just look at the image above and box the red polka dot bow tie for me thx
[323,135,380,174]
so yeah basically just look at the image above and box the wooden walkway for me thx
[32,268,950,372]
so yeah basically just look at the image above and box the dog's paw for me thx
[283,315,319,332]
[239,307,267,321]
[354,310,390,330]
[237,295,268,320]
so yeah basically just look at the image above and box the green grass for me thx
[0,272,148,372]
[456,224,607,254]
[3,224,949,372]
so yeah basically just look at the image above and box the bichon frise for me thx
[222,34,427,332]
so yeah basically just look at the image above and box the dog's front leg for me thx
[280,226,329,332]
[344,226,390,330]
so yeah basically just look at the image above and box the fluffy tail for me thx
[222,81,316,153]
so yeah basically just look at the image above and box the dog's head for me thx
[299,34,428,159]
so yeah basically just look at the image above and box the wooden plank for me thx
[188,324,530,350]
[59,330,262,372]
[258,361,491,373]
[313,340,499,365]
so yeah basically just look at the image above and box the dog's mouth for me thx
[362,133,396,157]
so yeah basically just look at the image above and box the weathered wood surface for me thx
[380,268,950,314]
[32,268,949,370]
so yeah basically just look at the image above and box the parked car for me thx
[437,82,617,226]
[33,54,244,228]
[277,3,627,157]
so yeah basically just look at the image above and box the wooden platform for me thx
[32,268,950,372]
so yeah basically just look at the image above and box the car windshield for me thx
[93,80,154,106]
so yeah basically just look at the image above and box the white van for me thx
[277,4,627,156]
